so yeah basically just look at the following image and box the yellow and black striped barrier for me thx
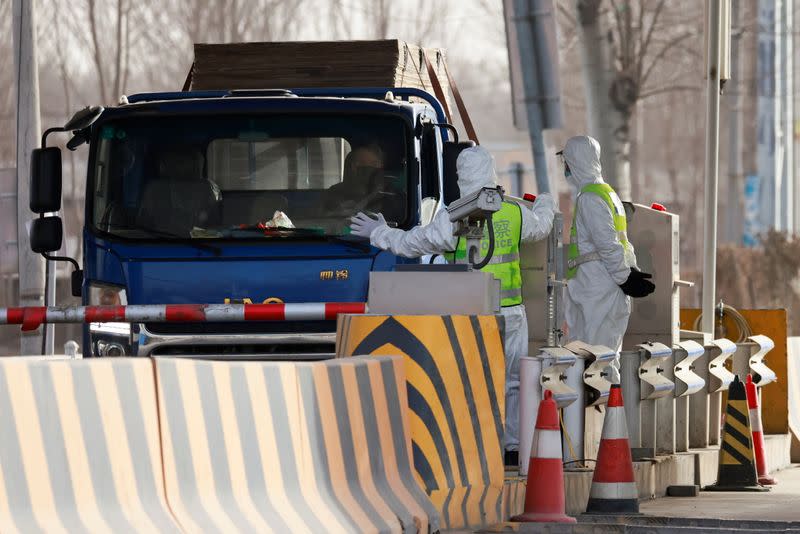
[154,355,437,533]
[500,477,527,520]
[337,314,507,529]
[704,375,770,492]
[0,358,181,533]
[297,357,439,533]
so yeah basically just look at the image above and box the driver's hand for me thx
[350,212,387,238]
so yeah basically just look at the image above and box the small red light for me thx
[651,202,667,212]
[523,193,537,202]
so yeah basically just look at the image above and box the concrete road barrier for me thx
[155,355,436,534]
[0,358,181,533]
[297,357,439,533]
[337,314,506,529]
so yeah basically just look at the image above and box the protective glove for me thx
[533,192,555,210]
[350,212,387,238]
[618,267,656,298]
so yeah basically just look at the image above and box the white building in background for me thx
[755,0,795,238]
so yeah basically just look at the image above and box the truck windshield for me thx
[90,114,410,239]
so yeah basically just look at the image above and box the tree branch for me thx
[608,0,626,66]
[87,0,108,103]
[638,0,668,66]
[641,30,695,87]
[557,2,576,27]
[639,84,702,100]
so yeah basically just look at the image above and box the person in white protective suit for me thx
[560,135,655,382]
[350,146,556,465]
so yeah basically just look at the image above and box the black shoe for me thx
[504,449,519,467]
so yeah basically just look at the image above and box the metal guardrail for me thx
[673,340,706,397]
[638,342,675,400]
[708,338,737,393]
[747,334,777,386]
[539,346,579,408]
[564,341,615,407]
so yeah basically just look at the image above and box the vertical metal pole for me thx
[620,350,641,448]
[675,394,690,452]
[702,0,722,335]
[13,0,45,355]
[725,0,743,244]
[689,349,710,448]
[655,359,676,455]
[756,0,778,233]
[518,356,543,476]
[512,0,553,194]
[781,0,793,232]
[44,257,55,355]
[561,356,584,464]
[511,162,525,197]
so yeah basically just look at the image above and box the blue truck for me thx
[29,82,473,358]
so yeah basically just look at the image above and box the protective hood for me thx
[562,135,603,190]
[456,146,497,198]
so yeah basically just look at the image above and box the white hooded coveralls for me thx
[369,146,556,451]
[562,136,637,375]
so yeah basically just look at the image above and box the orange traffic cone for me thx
[511,390,576,523]
[585,384,639,514]
[745,374,776,485]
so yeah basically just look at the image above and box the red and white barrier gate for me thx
[0,302,367,331]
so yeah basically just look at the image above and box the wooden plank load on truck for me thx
[184,39,452,110]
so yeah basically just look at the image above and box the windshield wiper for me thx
[132,226,222,255]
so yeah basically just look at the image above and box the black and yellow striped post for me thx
[337,314,507,529]
[704,375,770,492]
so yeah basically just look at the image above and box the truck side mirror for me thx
[442,140,476,205]
[71,269,83,297]
[30,147,62,213]
[30,216,63,253]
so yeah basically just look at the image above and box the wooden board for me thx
[189,40,450,108]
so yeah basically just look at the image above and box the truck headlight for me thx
[87,282,127,306]
[87,282,131,356]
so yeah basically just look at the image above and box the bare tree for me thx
[569,0,703,200]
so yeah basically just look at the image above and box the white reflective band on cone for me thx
[204,305,246,321]
[749,409,762,432]
[589,482,638,500]
[602,407,630,440]
[533,429,563,459]
[285,303,326,321]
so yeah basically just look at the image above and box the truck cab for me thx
[75,87,457,358]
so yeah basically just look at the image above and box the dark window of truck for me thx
[90,114,410,240]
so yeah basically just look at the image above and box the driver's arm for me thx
[370,210,458,258]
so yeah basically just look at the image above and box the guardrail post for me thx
[638,342,675,456]
[564,342,615,464]
[620,349,644,455]
[706,338,736,446]
[732,343,753,386]
[746,334,776,387]
[519,348,577,475]
[561,352,585,464]
[689,347,710,449]
[673,340,706,453]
